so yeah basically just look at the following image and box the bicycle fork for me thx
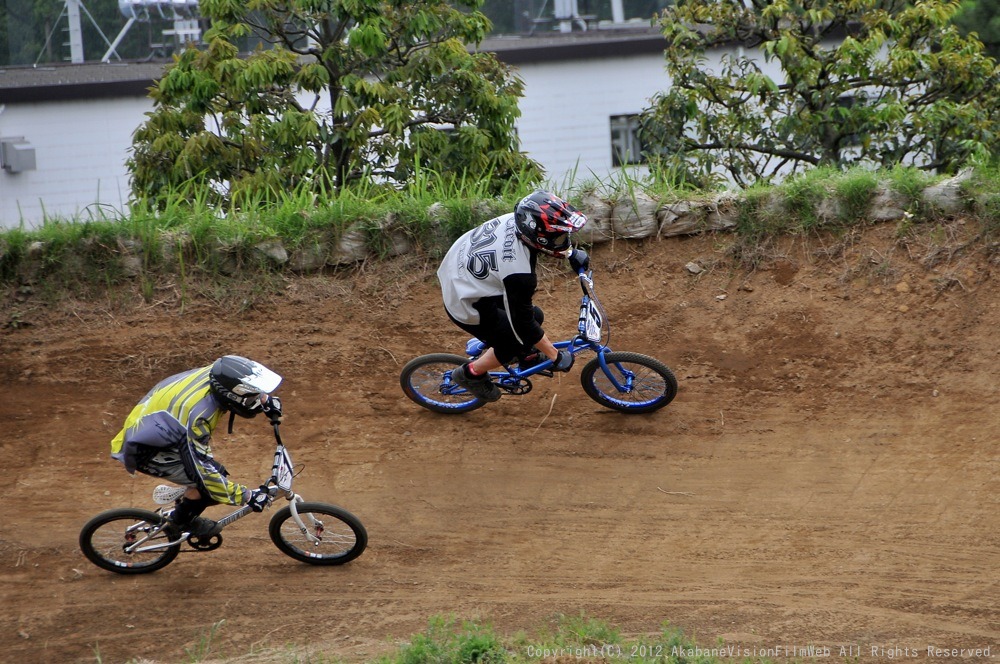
[597,353,636,393]
[287,496,326,545]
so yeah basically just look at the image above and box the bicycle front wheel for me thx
[79,508,180,574]
[269,502,367,565]
[581,351,678,413]
[399,353,485,414]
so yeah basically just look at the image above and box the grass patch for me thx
[833,167,880,224]
[161,614,779,664]
[777,166,834,231]
[958,161,1000,239]
[378,616,507,664]
[885,165,938,224]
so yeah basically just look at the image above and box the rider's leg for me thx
[468,347,503,374]
[135,452,222,537]
[169,494,222,537]
[448,299,538,401]
[170,493,214,524]
[452,347,502,402]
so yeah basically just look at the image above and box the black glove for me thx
[568,248,590,274]
[261,395,282,423]
[552,349,575,372]
[246,488,271,512]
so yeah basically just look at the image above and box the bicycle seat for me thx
[152,485,187,504]
[465,338,487,357]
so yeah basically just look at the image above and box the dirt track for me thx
[1,225,998,664]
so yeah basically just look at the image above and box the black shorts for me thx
[446,299,543,365]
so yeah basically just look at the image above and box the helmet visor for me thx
[565,210,587,231]
[239,364,282,394]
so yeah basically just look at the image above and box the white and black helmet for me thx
[209,355,282,418]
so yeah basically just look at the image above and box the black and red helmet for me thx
[514,190,587,258]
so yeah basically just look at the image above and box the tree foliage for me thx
[641,0,1000,187]
[954,0,1000,58]
[128,0,541,205]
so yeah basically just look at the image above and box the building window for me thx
[610,114,645,166]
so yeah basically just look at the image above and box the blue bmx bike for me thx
[400,268,678,414]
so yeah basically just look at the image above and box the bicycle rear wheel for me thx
[269,502,367,565]
[79,508,180,574]
[581,351,678,413]
[399,353,485,414]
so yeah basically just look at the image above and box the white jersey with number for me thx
[437,213,535,332]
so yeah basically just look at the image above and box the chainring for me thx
[187,533,223,551]
[498,377,532,395]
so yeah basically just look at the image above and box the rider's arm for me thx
[533,333,560,361]
[182,414,250,506]
[502,272,544,348]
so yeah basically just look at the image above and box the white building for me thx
[0,23,751,228]
[487,25,672,188]
[0,63,163,228]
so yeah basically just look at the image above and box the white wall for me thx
[0,97,152,229]
[513,52,669,187]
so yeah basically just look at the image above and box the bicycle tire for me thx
[79,508,180,574]
[399,353,485,414]
[268,502,367,565]
[580,351,678,413]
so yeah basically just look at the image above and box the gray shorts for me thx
[135,450,196,487]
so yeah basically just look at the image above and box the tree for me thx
[128,0,540,205]
[954,0,1000,58]
[640,0,1000,187]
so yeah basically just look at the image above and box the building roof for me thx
[0,24,666,104]
[0,61,167,103]
[478,23,666,64]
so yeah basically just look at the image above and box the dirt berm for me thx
[1,221,997,663]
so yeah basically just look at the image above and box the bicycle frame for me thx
[449,269,639,395]
[122,423,325,555]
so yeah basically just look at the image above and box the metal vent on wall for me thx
[0,138,37,174]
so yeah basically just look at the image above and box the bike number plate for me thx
[582,301,602,342]
[275,448,294,491]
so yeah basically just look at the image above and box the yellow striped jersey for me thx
[110,365,249,505]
